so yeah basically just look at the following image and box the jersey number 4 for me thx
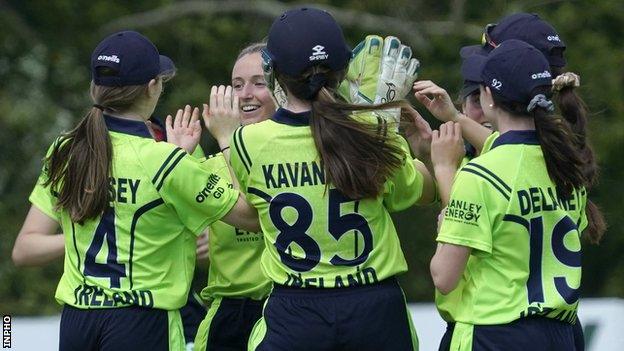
[269,189,373,272]
[83,207,127,288]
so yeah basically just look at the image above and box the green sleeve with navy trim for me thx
[437,167,500,254]
[29,141,61,221]
[230,126,251,191]
[150,146,239,236]
[383,136,425,212]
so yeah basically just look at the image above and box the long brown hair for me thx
[44,68,172,223]
[550,68,606,243]
[492,85,606,243]
[276,66,408,199]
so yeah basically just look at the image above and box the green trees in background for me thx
[1,0,622,315]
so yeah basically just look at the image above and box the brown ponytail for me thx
[551,71,598,187]
[550,69,606,243]
[530,97,586,197]
[277,66,408,199]
[584,200,607,244]
[46,105,112,224]
[45,67,168,223]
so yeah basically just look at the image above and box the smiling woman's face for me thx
[231,52,276,125]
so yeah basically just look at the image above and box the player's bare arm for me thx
[12,205,63,267]
[431,121,465,206]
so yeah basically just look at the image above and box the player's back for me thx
[31,115,237,310]
[231,108,424,289]
[440,130,586,325]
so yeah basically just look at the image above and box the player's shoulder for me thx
[130,139,184,163]
[235,119,277,142]
[131,140,188,180]
[458,155,514,202]
[231,120,275,162]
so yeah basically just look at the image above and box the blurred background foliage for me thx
[1,0,622,315]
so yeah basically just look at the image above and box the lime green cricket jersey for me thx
[29,115,239,310]
[437,130,587,325]
[229,108,425,288]
[436,131,499,322]
[201,154,272,301]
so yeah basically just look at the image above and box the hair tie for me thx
[527,94,555,113]
[305,73,328,99]
[93,104,106,111]
[552,72,580,92]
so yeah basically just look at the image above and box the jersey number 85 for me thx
[266,189,373,272]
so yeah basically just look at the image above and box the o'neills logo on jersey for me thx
[97,54,120,63]
[196,173,225,202]
[309,45,328,61]
[445,199,482,225]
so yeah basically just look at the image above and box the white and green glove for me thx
[338,35,420,130]
[339,35,420,104]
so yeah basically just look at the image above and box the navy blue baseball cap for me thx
[463,39,552,104]
[265,7,351,76]
[461,13,566,68]
[459,52,484,99]
[91,31,175,87]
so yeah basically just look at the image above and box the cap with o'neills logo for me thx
[264,7,351,76]
[91,31,175,87]
[460,12,566,68]
[463,39,552,104]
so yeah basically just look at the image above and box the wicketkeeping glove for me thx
[338,35,420,104]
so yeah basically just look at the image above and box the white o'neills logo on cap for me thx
[98,54,120,63]
[531,70,552,80]
[547,35,561,42]
[309,45,328,61]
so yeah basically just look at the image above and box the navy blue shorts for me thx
[59,305,176,351]
[438,322,455,351]
[439,318,585,351]
[445,316,577,351]
[573,319,585,351]
[179,290,206,345]
[249,277,418,351]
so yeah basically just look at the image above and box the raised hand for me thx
[165,105,201,154]
[203,85,241,148]
[413,80,460,122]
[377,36,420,105]
[431,121,465,170]
[431,121,465,206]
[402,105,432,160]
[339,35,420,105]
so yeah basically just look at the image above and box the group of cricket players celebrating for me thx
[12,5,605,351]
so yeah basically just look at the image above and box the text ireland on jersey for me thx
[73,284,154,308]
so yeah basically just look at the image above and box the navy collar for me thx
[492,130,540,149]
[104,114,153,139]
[271,108,311,126]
